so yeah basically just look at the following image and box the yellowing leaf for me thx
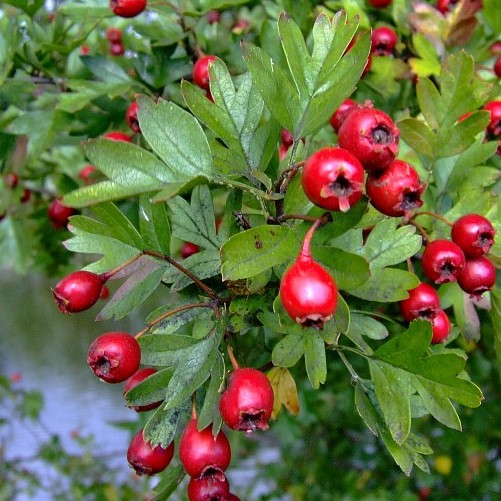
[267,367,300,419]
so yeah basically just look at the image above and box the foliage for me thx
[0,0,500,499]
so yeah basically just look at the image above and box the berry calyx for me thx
[126,101,140,133]
[87,332,141,383]
[124,368,162,412]
[399,282,441,322]
[181,242,200,259]
[219,368,274,433]
[301,147,364,212]
[127,429,174,476]
[48,198,77,229]
[451,213,496,258]
[429,309,451,344]
[53,270,107,314]
[103,131,133,142]
[110,0,146,18]
[421,240,466,284]
[371,26,398,56]
[280,220,338,328]
[329,98,357,133]
[457,256,496,298]
[193,55,217,91]
[338,102,399,172]
[365,159,425,217]
[179,418,232,480]
[187,475,230,501]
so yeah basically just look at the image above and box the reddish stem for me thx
[412,211,453,227]
[226,343,240,370]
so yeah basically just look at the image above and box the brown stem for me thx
[412,211,453,227]
[142,249,217,299]
[101,252,144,281]
[226,342,240,370]
[406,257,415,274]
[191,394,197,420]
[135,302,211,339]
[276,214,323,223]
[409,220,431,244]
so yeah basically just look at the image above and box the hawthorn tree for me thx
[0,0,500,499]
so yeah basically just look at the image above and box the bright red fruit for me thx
[187,475,230,501]
[301,147,364,212]
[494,55,501,78]
[429,309,451,344]
[228,494,241,501]
[280,129,293,148]
[451,214,496,258]
[193,55,217,91]
[110,42,124,56]
[79,164,96,184]
[181,242,200,259]
[436,0,458,14]
[179,418,232,479]
[280,221,338,329]
[48,198,77,229]
[125,101,140,133]
[103,131,133,142]
[53,270,106,314]
[124,368,162,412]
[368,0,393,8]
[329,99,357,133]
[421,240,466,284]
[87,332,141,383]
[365,159,425,217]
[106,27,122,43]
[399,283,440,322]
[371,26,398,56]
[110,0,146,17]
[338,103,399,172]
[457,256,496,298]
[490,41,501,56]
[484,100,501,138]
[127,429,174,476]
[219,368,274,433]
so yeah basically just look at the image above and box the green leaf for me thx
[349,268,420,302]
[82,55,132,83]
[147,303,212,336]
[139,334,201,367]
[139,195,170,255]
[360,219,422,270]
[124,367,174,408]
[492,291,501,384]
[409,34,441,78]
[137,96,214,179]
[350,313,389,341]
[197,352,225,430]
[483,0,501,32]
[398,117,436,158]
[221,225,299,281]
[144,406,182,448]
[272,333,305,368]
[304,331,327,389]
[152,465,185,501]
[167,185,220,250]
[354,383,379,436]
[59,0,111,18]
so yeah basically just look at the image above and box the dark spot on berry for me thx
[372,126,392,144]
[401,191,422,211]
[301,317,325,330]
[330,175,352,196]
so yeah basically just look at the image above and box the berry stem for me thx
[191,394,198,420]
[408,219,431,244]
[135,302,211,339]
[412,211,453,227]
[226,342,240,370]
[299,213,333,260]
[101,252,144,281]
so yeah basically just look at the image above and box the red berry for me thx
[490,41,501,56]
[371,26,398,56]
[280,129,293,148]
[181,242,200,259]
[193,55,217,91]
[338,103,399,172]
[80,45,90,56]
[87,332,141,383]
[232,18,249,34]
[301,147,364,212]
[48,198,77,229]
[187,475,230,501]
[21,188,31,203]
[451,214,496,258]
[421,240,466,284]
[179,418,231,479]
[365,159,425,217]
[110,42,125,56]
[124,368,162,412]
[229,494,241,501]
[483,100,501,138]
[280,222,338,328]
[127,429,174,476]
[103,131,133,142]
[279,143,289,161]
[106,27,122,43]
[219,368,274,433]
[457,256,496,298]
[125,101,140,133]
[53,270,106,314]
[494,55,501,79]
[419,487,432,501]
[368,0,393,8]
[329,98,357,133]
[110,0,146,17]
[399,282,441,322]
[429,309,451,344]
[4,173,19,189]
[79,164,96,184]
[436,0,458,14]
[206,10,220,24]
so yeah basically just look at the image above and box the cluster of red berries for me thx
[51,261,275,500]
[106,27,125,57]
